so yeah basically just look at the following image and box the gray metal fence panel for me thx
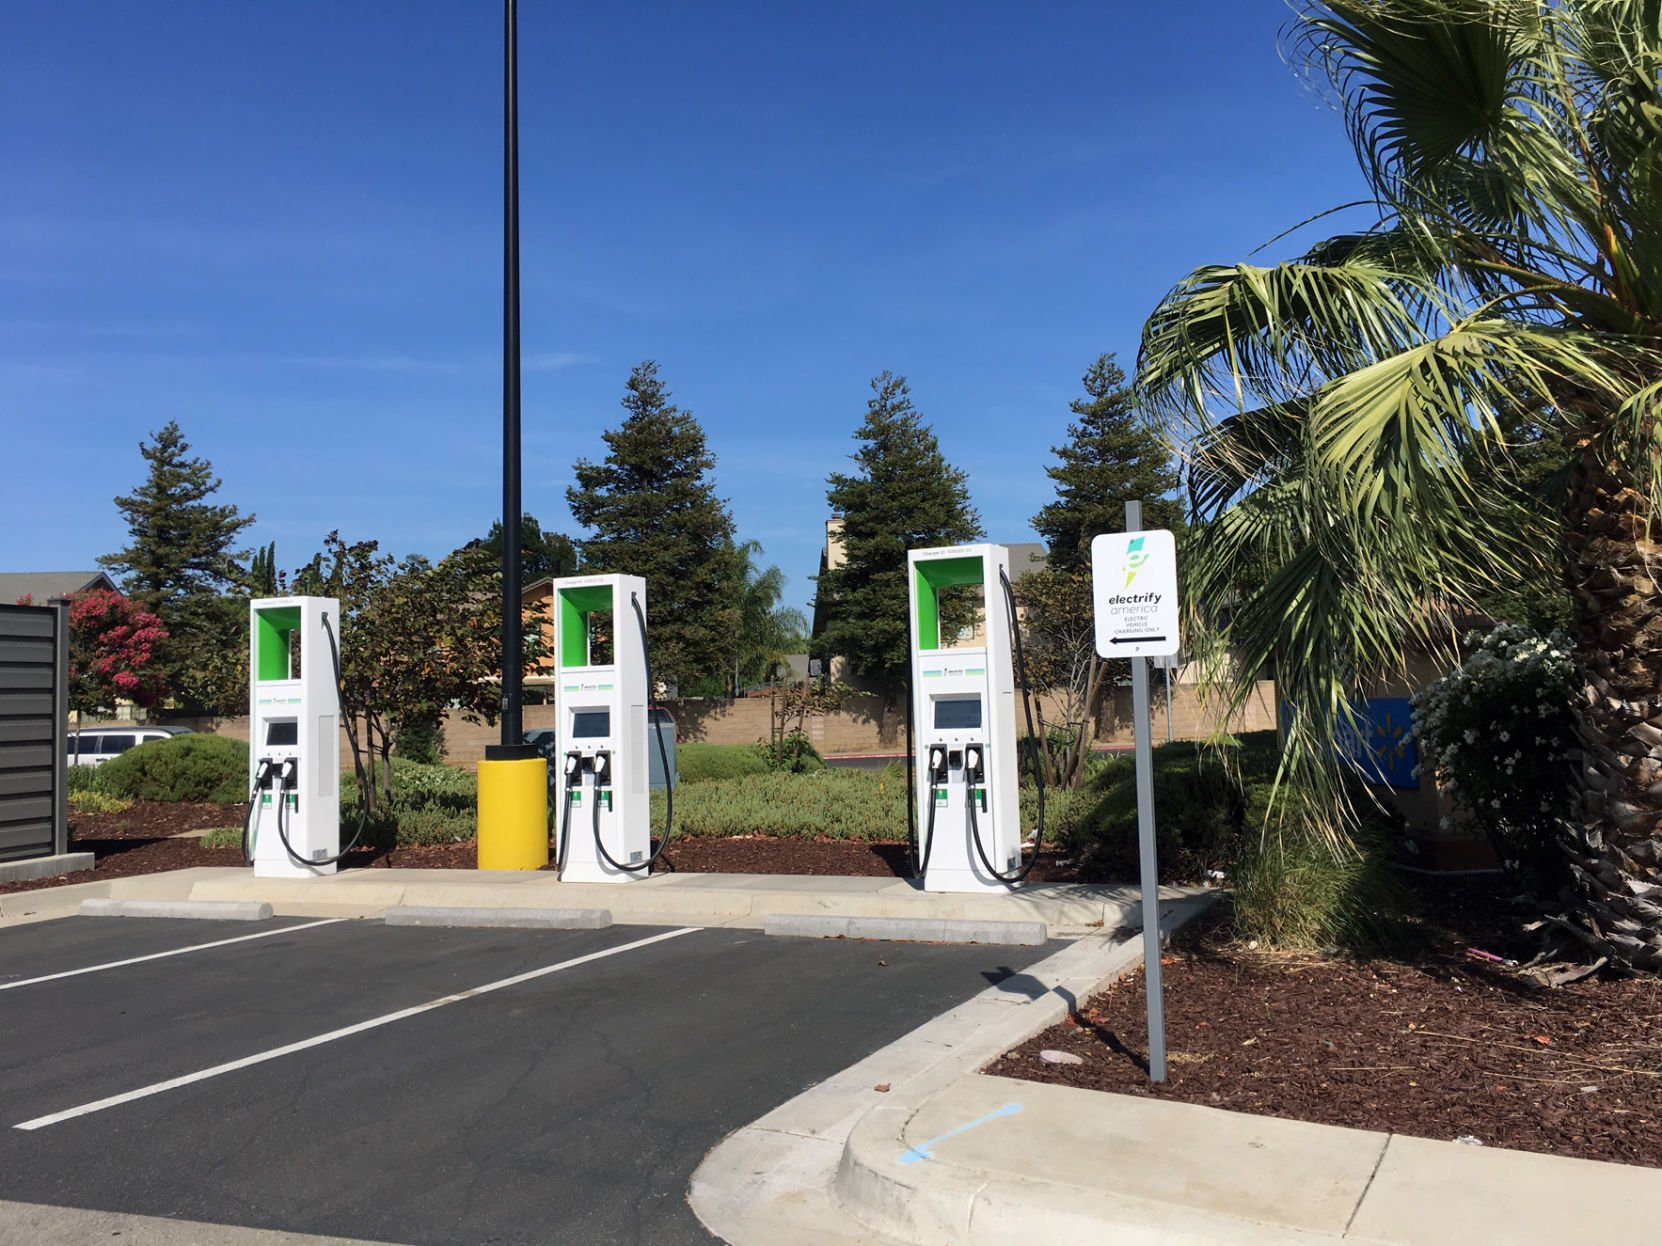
[0,600,68,861]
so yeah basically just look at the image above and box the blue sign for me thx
[1280,698,1421,790]
[1338,698,1419,789]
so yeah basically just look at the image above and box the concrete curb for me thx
[384,905,612,930]
[78,898,274,922]
[0,853,95,884]
[689,896,1213,1246]
[765,913,1047,946]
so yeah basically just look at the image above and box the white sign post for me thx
[1092,508,1179,1083]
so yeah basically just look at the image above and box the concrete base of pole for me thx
[476,757,549,870]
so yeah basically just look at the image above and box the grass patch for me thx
[199,826,243,849]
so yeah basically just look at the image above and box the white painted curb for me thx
[79,898,274,921]
[384,905,613,930]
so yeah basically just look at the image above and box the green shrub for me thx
[1411,624,1577,894]
[657,769,904,840]
[754,732,825,773]
[69,790,133,814]
[1229,814,1412,953]
[66,764,114,795]
[100,734,251,804]
[339,758,479,849]
[677,743,772,783]
[393,713,446,765]
[1063,733,1281,883]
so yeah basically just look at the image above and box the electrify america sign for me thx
[1091,529,1179,659]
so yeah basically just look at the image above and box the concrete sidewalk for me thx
[690,901,1662,1246]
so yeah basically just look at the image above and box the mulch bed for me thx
[994,879,1662,1168]
[362,836,1078,880]
[0,802,248,897]
[0,802,1079,894]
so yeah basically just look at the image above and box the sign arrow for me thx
[1109,635,1168,645]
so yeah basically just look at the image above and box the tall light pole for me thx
[476,0,548,870]
[498,0,525,752]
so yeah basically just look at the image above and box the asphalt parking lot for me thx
[0,915,1050,1245]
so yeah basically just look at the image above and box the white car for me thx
[66,726,192,766]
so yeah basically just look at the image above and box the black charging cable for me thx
[963,569,1045,885]
[585,592,675,874]
[271,610,369,869]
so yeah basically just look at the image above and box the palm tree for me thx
[732,541,808,695]
[1135,0,1662,969]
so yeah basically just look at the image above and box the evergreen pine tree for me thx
[1031,354,1181,570]
[817,371,982,700]
[99,421,254,710]
[566,362,739,689]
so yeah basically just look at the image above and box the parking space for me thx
[0,916,1052,1245]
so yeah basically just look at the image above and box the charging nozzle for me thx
[964,746,984,784]
[592,751,611,784]
[563,751,583,786]
[928,746,949,783]
[278,758,299,790]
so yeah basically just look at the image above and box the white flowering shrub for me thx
[1411,624,1577,892]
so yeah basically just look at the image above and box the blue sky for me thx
[3,1,1366,616]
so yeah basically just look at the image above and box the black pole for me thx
[499,0,524,750]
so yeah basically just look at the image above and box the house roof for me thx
[0,571,117,605]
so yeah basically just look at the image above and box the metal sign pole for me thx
[1125,500,1167,1083]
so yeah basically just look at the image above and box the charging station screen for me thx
[571,709,611,739]
[265,721,299,747]
[933,698,982,730]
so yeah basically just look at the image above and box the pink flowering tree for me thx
[54,590,169,714]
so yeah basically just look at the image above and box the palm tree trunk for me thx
[1562,447,1662,971]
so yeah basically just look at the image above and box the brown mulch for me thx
[994,880,1662,1168]
[365,837,1077,880]
[0,802,248,897]
[1,802,1079,893]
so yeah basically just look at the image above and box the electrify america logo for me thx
[1122,535,1150,587]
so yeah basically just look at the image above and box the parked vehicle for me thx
[66,725,192,766]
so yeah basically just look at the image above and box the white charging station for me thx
[552,574,652,883]
[248,596,341,878]
[908,544,1022,893]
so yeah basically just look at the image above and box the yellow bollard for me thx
[476,757,549,870]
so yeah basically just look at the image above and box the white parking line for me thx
[0,919,352,993]
[14,926,700,1131]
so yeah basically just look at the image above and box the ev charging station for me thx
[551,573,655,883]
[247,596,341,879]
[907,544,1024,893]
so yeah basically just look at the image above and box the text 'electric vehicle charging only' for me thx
[906,543,1046,893]
[551,573,673,882]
